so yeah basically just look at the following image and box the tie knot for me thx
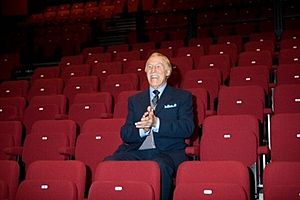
[153,90,160,96]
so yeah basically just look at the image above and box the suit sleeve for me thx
[157,91,195,138]
[120,96,144,144]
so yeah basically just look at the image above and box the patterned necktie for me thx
[151,90,160,109]
[139,90,160,150]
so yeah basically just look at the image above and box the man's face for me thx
[145,55,171,89]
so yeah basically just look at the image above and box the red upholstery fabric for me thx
[0,160,19,200]
[273,84,300,114]
[94,161,160,200]
[59,55,84,71]
[217,85,265,122]
[69,103,108,128]
[60,64,91,83]
[73,92,113,114]
[276,64,300,85]
[271,113,300,161]
[82,47,105,62]
[81,118,125,134]
[91,61,122,87]
[31,120,76,147]
[63,76,99,104]
[113,50,141,63]
[16,180,77,200]
[229,65,270,93]
[31,66,60,82]
[181,68,221,110]
[195,54,231,83]
[175,46,205,63]
[22,131,69,169]
[208,43,238,66]
[0,80,29,98]
[264,162,300,200]
[279,49,300,65]
[27,78,64,101]
[88,181,154,200]
[238,51,273,71]
[85,53,112,66]
[0,121,22,160]
[25,160,86,200]
[22,104,60,134]
[0,97,26,121]
[113,90,139,118]
[174,182,248,200]
[102,73,138,101]
[175,161,250,200]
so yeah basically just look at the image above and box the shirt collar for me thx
[149,83,167,99]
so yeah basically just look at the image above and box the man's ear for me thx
[166,69,171,77]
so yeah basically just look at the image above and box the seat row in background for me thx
[1,27,299,200]
[60,31,300,69]
[1,53,299,199]
[0,87,138,133]
[34,31,300,101]
[2,36,298,107]
[0,58,299,135]
[26,0,277,26]
[0,88,299,199]
[0,108,300,200]
[25,0,280,61]
[1,41,300,196]
[1,30,300,136]
[1,28,299,83]
[0,73,299,133]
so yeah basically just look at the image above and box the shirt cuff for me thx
[139,128,150,137]
[138,117,160,137]
[152,117,160,132]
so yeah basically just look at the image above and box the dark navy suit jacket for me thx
[116,85,195,166]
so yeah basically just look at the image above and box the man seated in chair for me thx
[105,52,195,200]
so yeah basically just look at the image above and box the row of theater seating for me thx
[24,0,281,61]
[1,110,299,165]
[53,32,299,83]
[1,59,300,121]
[1,29,299,82]
[30,41,300,92]
[2,20,300,200]
[3,61,299,100]
[0,78,299,197]
[27,0,277,26]
[32,23,91,60]
[0,75,299,131]
[0,83,299,173]
[30,25,299,61]
[0,110,299,199]
[1,1,298,199]
[1,159,300,199]
[26,0,298,47]
[54,31,300,61]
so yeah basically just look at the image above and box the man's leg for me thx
[105,150,142,161]
[106,149,176,200]
[153,154,176,200]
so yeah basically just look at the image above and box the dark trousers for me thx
[105,149,176,200]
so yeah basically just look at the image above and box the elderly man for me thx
[105,52,195,200]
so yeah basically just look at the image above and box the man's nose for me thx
[151,66,158,72]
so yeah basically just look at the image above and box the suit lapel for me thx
[155,86,173,114]
[138,89,150,112]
